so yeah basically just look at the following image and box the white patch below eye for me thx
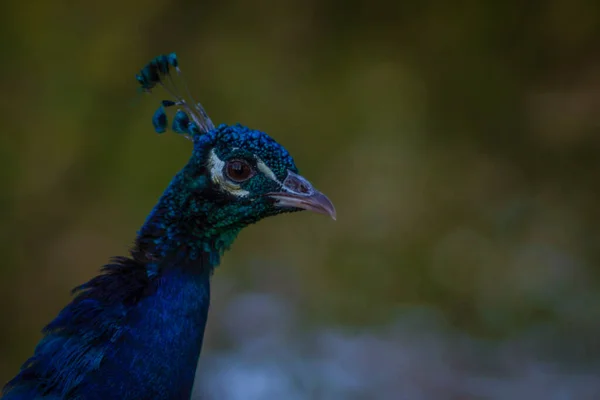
[207,149,250,197]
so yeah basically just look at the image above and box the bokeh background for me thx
[2,1,600,399]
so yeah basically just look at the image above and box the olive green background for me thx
[1,1,600,398]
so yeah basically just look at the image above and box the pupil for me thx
[233,163,244,175]
[227,160,251,182]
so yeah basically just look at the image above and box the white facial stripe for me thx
[207,149,250,197]
[256,158,282,185]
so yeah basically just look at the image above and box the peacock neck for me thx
[4,173,242,399]
[79,171,245,398]
[135,170,241,275]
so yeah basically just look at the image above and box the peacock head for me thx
[137,53,335,234]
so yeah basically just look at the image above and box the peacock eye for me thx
[225,160,253,182]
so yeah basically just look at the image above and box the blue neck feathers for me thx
[76,168,242,399]
[2,168,241,400]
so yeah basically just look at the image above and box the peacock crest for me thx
[136,52,214,138]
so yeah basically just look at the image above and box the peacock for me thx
[2,53,335,400]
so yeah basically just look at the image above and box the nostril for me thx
[281,172,315,196]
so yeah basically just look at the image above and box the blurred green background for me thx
[2,0,600,398]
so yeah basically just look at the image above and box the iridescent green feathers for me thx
[136,53,215,137]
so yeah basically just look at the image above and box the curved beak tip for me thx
[325,201,337,221]
[306,190,337,220]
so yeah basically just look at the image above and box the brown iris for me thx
[225,160,253,182]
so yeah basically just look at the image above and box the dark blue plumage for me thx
[2,53,335,399]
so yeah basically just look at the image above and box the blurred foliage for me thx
[1,0,600,395]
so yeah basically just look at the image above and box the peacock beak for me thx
[267,171,336,220]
